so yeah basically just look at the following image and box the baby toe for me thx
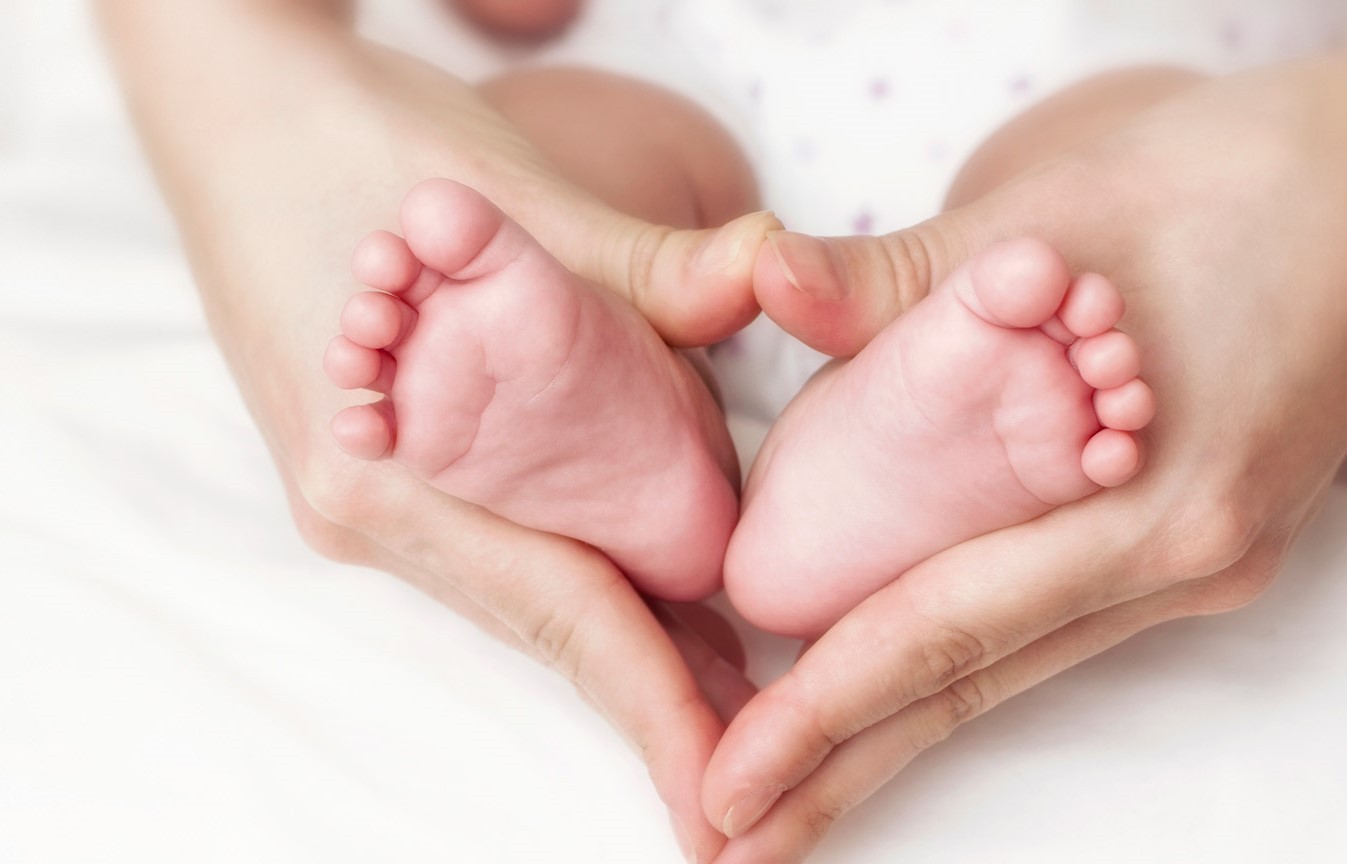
[340,291,415,350]
[1094,378,1156,432]
[331,402,396,460]
[1081,428,1140,487]
[1071,330,1141,390]
[400,179,513,280]
[1058,272,1125,338]
[324,336,387,390]
[352,230,422,294]
[960,237,1072,329]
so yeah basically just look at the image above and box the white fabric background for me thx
[3,1,1346,862]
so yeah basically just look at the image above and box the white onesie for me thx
[528,0,1347,461]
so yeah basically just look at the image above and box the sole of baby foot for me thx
[324,179,740,601]
[725,238,1155,637]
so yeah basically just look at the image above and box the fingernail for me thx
[722,784,788,838]
[764,233,802,291]
[668,810,700,864]
[693,210,777,275]
[765,232,849,301]
[693,223,748,276]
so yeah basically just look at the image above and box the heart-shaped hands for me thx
[701,57,1347,863]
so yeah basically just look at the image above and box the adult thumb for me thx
[751,196,1022,357]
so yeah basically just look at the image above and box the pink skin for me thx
[725,238,1154,638]
[323,179,738,602]
[323,181,1151,638]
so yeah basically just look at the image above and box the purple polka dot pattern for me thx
[705,0,1345,249]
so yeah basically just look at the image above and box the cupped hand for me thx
[289,448,756,863]
[704,55,1347,862]
[101,5,773,859]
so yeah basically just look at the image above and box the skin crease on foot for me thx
[725,238,1154,638]
[324,179,740,602]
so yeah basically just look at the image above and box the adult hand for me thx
[98,2,768,859]
[703,55,1347,862]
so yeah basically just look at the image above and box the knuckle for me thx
[294,447,374,530]
[288,495,359,563]
[1189,543,1284,615]
[622,222,674,316]
[799,797,848,849]
[906,675,997,754]
[1153,497,1260,583]
[883,229,936,313]
[918,622,991,692]
[494,542,626,687]
[519,605,586,681]
[280,444,376,564]
[937,674,991,728]
[1208,566,1278,612]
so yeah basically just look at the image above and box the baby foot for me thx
[725,238,1155,637]
[323,180,739,601]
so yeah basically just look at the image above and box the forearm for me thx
[945,66,1208,209]
[97,0,582,290]
[96,0,370,233]
[99,5,499,308]
[96,0,373,417]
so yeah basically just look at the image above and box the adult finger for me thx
[281,469,533,654]
[312,466,732,862]
[665,601,748,672]
[480,67,782,348]
[585,210,783,348]
[711,559,1272,864]
[656,602,759,725]
[752,222,959,357]
[752,167,1090,357]
[702,498,1158,839]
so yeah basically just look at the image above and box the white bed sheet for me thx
[3,2,1346,862]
